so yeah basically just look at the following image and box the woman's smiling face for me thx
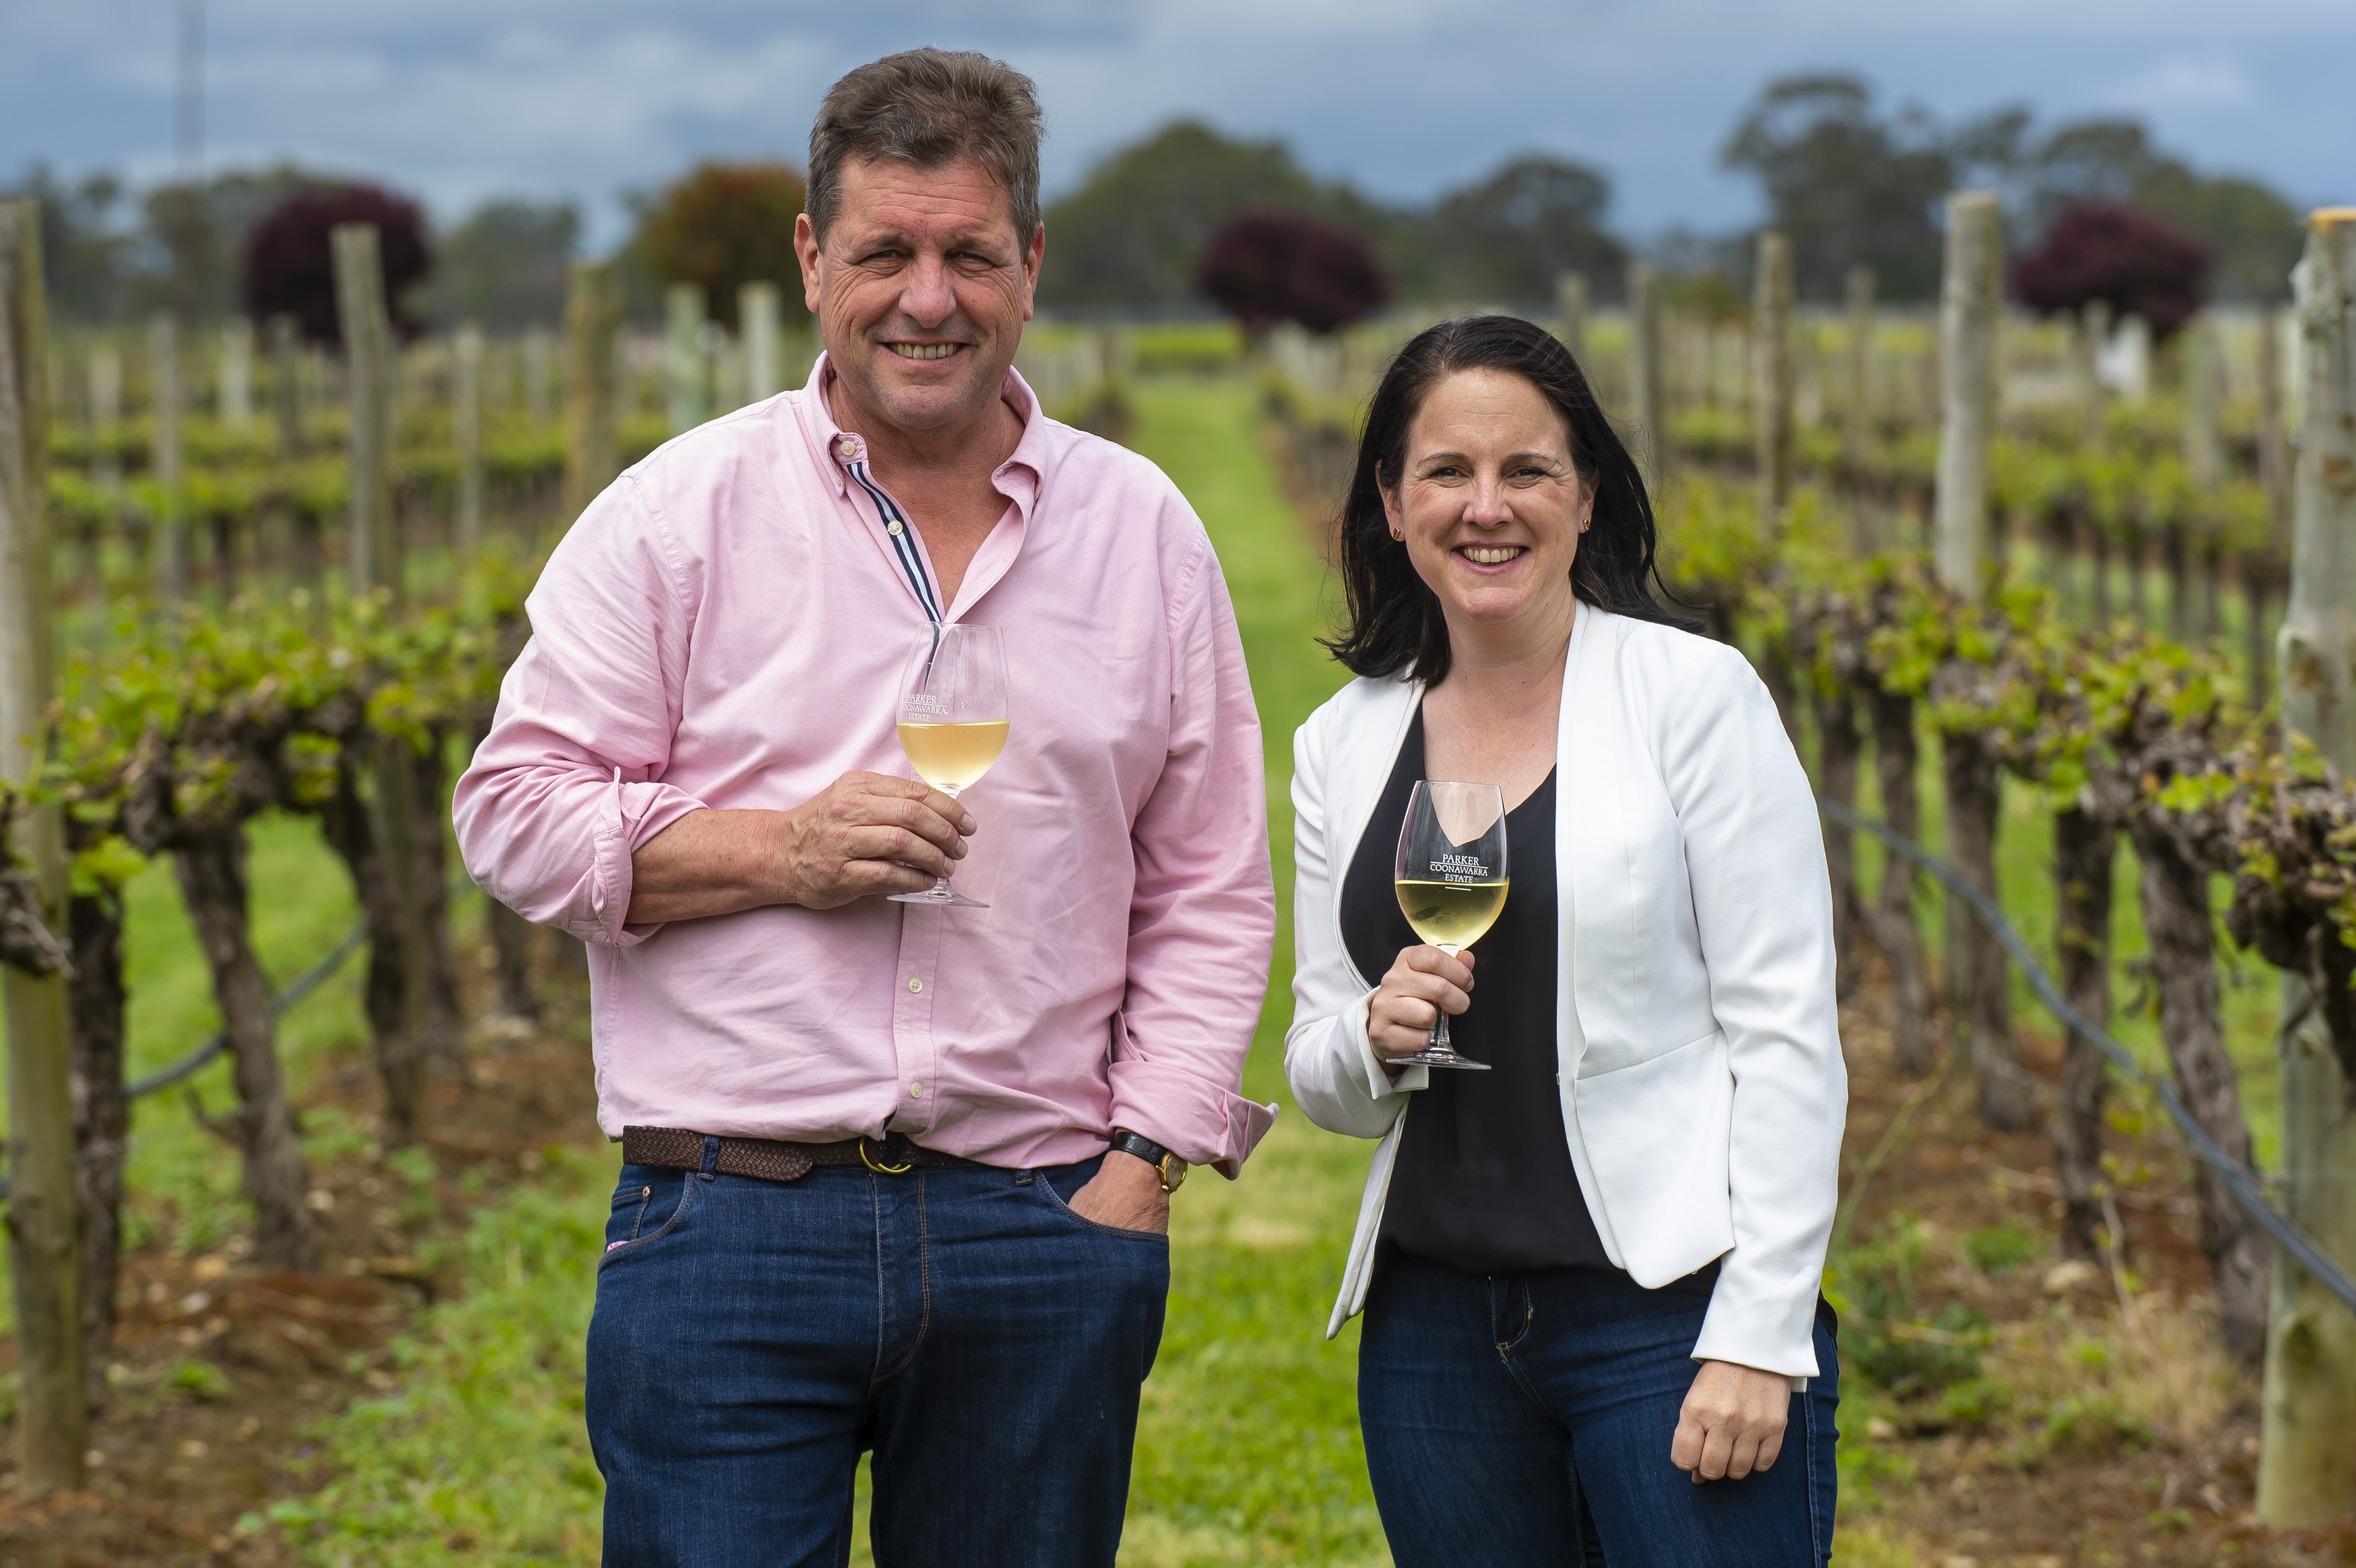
[1381,368,1592,637]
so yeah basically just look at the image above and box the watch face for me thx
[1161,1156,1187,1193]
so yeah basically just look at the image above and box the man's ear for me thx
[1020,221,1044,323]
[794,211,824,316]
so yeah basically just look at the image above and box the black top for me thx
[1340,707,1612,1276]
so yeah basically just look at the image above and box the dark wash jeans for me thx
[586,1146,1169,1568]
[1359,1249,1839,1567]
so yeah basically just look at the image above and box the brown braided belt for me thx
[621,1125,983,1182]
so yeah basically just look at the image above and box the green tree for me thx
[633,161,807,330]
[2,164,133,322]
[427,199,580,329]
[1720,73,1956,301]
[1425,154,1626,305]
[1041,121,1335,312]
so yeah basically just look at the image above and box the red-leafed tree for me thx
[241,183,433,345]
[634,161,808,331]
[1196,209,1393,338]
[2010,198,2210,337]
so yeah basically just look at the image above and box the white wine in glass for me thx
[890,623,1008,909]
[1392,779,1509,1070]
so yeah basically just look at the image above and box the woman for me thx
[1285,315,1845,1566]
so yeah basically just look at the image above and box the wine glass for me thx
[889,623,1008,909]
[1391,780,1509,1070]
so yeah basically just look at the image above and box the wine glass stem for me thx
[935,787,963,895]
[1429,944,1460,1052]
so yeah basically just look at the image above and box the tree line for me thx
[3,68,2311,335]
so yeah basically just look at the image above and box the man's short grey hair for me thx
[806,49,1044,248]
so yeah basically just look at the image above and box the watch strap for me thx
[1109,1129,1187,1192]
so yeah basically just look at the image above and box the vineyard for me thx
[3,193,2356,1568]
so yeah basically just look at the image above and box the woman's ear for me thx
[1379,478,1405,542]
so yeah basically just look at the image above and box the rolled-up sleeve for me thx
[452,474,710,947]
[1107,533,1278,1178]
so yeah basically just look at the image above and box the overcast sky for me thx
[6,0,2352,247]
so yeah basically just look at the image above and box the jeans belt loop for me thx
[699,1134,721,1179]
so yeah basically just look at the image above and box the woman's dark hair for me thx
[1323,314,1697,683]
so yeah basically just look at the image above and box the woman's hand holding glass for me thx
[1368,946,1477,1063]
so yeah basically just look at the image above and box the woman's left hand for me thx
[1670,1360,1789,1482]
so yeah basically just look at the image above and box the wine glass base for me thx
[1388,1049,1491,1071]
[888,888,990,908]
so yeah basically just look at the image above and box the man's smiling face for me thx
[795,156,1043,441]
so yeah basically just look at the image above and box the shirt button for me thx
[887,519,903,536]
[909,1082,924,1099]
[908,977,923,993]
[838,438,856,458]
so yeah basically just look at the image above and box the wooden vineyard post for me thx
[1754,231,1794,522]
[220,317,253,428]
[1843,265,1875,472]
[524,326,554,429]
[1554,270,1588,366]
[1627,261,1668,483]
[666,283,708,435]
[0,199,89,1494]
[1934,191,2001,603]
[152,311,186,601]
[334,223,443,1146]
[742,282,784,403]
[2262,206,2356,1530]
[267,313,301,457]
[453,322,485,552]
[561,262,621,526]
[334,225,397,599]
[2252,310,2292,710]
[2180,315,2224,640]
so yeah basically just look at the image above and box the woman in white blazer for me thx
[1286,316,1845,1566]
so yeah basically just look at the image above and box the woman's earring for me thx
[1391,529,1403,541]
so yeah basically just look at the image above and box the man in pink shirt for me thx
[453,48,1275,1568]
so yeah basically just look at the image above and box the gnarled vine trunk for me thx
[174,826,311,1268]
[471,717,539,1023]
[1816,684,1866,1001]
[1864,688,1937,1074]
[2050,807,2114,1259]
[69,888,128,1405]
[1941,730,2035,1132]
[2128,816,2268,1363]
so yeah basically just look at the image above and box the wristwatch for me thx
[1109,1129,1188,1193]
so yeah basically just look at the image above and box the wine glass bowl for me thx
[890,623,1007,908]
[1391,779,1509,1070]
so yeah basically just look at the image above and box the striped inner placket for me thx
[846,459,944,624]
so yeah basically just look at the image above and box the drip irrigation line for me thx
[1821,796,2356,1316]
[0,876,481,1202]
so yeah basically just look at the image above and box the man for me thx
[452,48,1275,1568]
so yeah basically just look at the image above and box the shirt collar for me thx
[806,350,1046,502]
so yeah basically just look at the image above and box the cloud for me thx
[2102,56,2258,111]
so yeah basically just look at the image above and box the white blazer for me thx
[1284,605,1845,1380]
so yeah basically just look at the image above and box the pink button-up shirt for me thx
[452,357,1277,1175]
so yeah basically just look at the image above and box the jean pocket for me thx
[601,1168,697,1265]
[1035,1166,1170,1244]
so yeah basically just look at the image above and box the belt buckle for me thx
[859,1136,914,1175]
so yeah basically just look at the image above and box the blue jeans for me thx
[1359,1250,1839,1567]
[586,1146,1169,1567]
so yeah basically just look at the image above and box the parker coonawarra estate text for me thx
[1397,851,1508,951]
